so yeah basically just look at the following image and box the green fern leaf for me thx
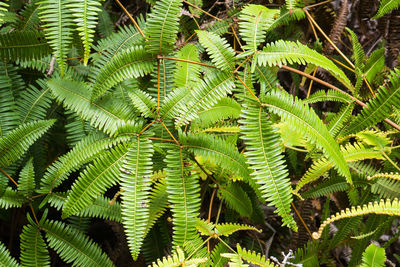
[256,40,354,91]
[38,0,73,75]
[211,243,229,267]
[196,30,235,71]
[18,80,52,124]
[175,71,235,127]
[0,2,9,25]
[219,183,253,218]
[0,241,20,267]
[361,244,386,267]
[150,247,207,267]
[129,89,156,118]
[180,133,250,180]
[304,89,353,104]
[0,119,55,168]
[144,180,169,236]
[40,133,130,192]
[345,68,400,134]
[67,0,101,65]
[62,144,129,218]
[17,158,35,198]
[90,46,154,101]
[145,0,183,55]
[328,104,354,138]
[20,223,50,267]
[0,31,50,61]
[364,48,385,84]
[174,44,201,88]
[47,78,142,136]
[373,0,400,18]
[120,137,154,260]
[240,103,296,230]
[14,0,41,31]
[160,87,191,120]
[236,244,277,267]
[194,97,241,128]
[263,89,351,182]
[0,76,19,136]
[41,219,114,267]
[239,5,279,52]
[295,143,384,194]
[215,223,261,237]
[0,188,25,209]
[165,145,201,246]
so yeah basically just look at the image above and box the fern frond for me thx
[145,0,183,55]
[313,198,400,239]
[165,145,201,246]
[360,244,386,267]
[18,158,35,198]
[38,0,73,75]
[295,143,384,194]
[0,76,19,136]
[345,68,400,134]
[373,0,400,18]
[263,89,351,182]
[293,241,319,267]
[120,137,154,260]
[0,188,25,209]
[14,0,41,31]
[150,247,207,267]
[90,46,154,101]
[0,241,20,267]
[144,180,169,236]
[368,172,400,181]
[18,80,52,124]
[219,183,253,218]
[240,103,296,230]
[0,119,55,168]
[215,223,261,236]
[62,144,129,218]
[174,44,201,88]
[194,97,241,128]
[47,78,142,136]
[129,89,156,118]
[41,219,114,267]
[256,40,354,91]
[239,5,279,52]
[196,30,235,71]
[328,104,354,138]
[210,243,229,267]
[176,71,235,127]
[67,0,101,65]
[372,179,400,198]
[180,133,250,180]
[20,223,50,267]
[40,133,129,192]
[160,87,191,120]
[346,28,365,70]
[364,48,385,84]
[236,244,277,267]
[304,89,353,104]
[0,2,9,25]
[0,31,50,61]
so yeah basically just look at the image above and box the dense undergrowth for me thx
[0,0,400,266]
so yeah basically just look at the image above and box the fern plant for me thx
[0,0,400,266]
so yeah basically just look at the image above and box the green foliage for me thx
[1,1,400,266]
[360,244,386,267]
[373,0,400,18]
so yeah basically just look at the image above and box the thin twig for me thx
[138,120,157,136]
[291,202,313,238]
[234,73,261,103]
[114,0,146,39]
[305,0,334,9]
[307,67,318,97]
[207,188,217,252]
[183,0,222,21]
[159,120,180,144]
[0,168,18,187]
[29,202,40,227]
[147,137,176,143]
[304,9,355,69]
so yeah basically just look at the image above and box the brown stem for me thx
[114,0,146,39]
[183,0,221,21]
[291,202,312,238]
[159,120,180,145]
[0,168,18,187]
[29,202,40,227]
